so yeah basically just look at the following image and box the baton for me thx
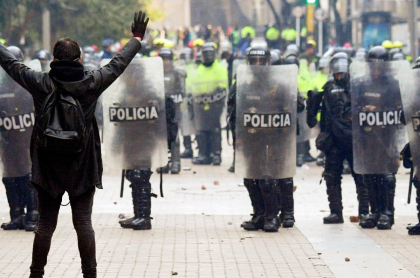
[408,167,414,204]
[120,169,126,198]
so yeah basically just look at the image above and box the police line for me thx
[0,113,35,131]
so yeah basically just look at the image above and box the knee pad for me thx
[260,180,276,193]
[383,174,396,190]
[323,172,341,184]
[126,169,153,184]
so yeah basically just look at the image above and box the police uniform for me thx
[307,52,369,225]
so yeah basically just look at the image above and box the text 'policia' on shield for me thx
[358,110,402,126]
[243,113,292,128]
[109,107,159,122]
[0,113,35,131]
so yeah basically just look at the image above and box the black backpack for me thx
[35,84,94,154]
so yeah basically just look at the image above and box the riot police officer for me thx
[179,48,195,159]
[352,46,401,230]
[0,46,39,231]
[158,48,183,174]
[228,47,300,232]
[190,42,228,165]
[398,57,420,235]
[307,52,369,225]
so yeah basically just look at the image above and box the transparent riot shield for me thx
[0,59,40,177]
[235,64,298,179]
[180,64,197,136]
[101,57,168,171]
[351,60,409,174]
[232,58,246,78]
[399,66,420,175]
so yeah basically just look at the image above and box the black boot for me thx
[354,174,369,227]
[323,174,344,224]
[360,175,380,229]
[1,177,26,230]
[119,170,155,230]
[192,132,212,165]
[24,175,39,232]
[228,160,235,173]
[132,169,154,230]
[170,138,181,174]
[377,174,395,230]
[279,179,295,228]
[241,179,265,231]
[157,165,170,174]
[180,136,193,159]
[408,177,420,235]
[211,128,222,166]
[260,180,280,232]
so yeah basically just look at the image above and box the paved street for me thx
[1,139,420,278]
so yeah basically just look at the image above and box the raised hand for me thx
[132,11,149,40]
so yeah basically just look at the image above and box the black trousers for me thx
[30,187,96,278]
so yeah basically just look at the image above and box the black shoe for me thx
[170,162,180,174]
[180,149,193,159]
[296,154,305,167]
[358,214,369,227]
[157,165,170,174]
[132,217,152,230]
[377,214,393,230]
[192,156,212,165]
[241,214,264,231]
[360,213,379,229]
[407,223,420,235]
[263,217,280,232]
[1,215,25,230]
[228,164,235,173]
[304,153,316,163]
[282,215,295,228]
[323,213,344,224]
[119,217,136,229]
[212,155,221,166]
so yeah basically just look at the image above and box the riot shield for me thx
[0,59,41,177]
[190,63,228,132]
[351,60,409,174]
[235,64,298,179]
[399,67,420,176]
[180,64,197,136]
[102,57,168,171]
[232,59,246,78]
[164,67,185,123]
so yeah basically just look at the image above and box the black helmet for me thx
[283,54,298,67]
[392,52,405,61]
[7,46,24,62]
[32,49,52,61]
[330,52,351,74]
[246,47,270,66]
[180,48,193,61]
[367,46,390,62]
[202,42,216,64]
[159,47,173,60]
[270,50,281,65]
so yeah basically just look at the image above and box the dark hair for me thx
[53,37,81,61]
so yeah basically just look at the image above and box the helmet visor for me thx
[331,58,349,74]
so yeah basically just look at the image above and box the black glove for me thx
[132,11,149,39]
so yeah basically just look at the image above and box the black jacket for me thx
[0,38,142,198]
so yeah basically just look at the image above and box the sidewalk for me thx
[0,142,419,277]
